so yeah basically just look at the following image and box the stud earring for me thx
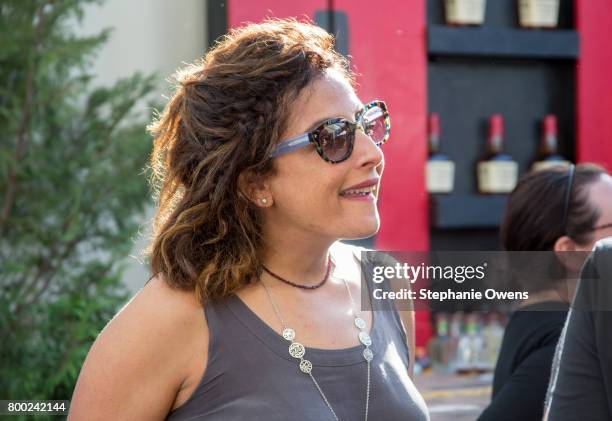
[260,198,268,204]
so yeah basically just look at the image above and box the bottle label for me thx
[445,0,486,25]
[532,160,571,172]
[477,161,518,193]
[426,161,455,193]
[519,0,560,28]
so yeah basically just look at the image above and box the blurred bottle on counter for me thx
[414,346,432,375]
[455,314,474,374]
[531,115,570,171]
[448,311,464,373]
[482,312,505,370]
[427,311,504,375]
[426,113,455,194]
[477,114,519,194]
[447,311,464,373]
[452,313,493,375]
[430,311,506,374]
[428,312,452,372]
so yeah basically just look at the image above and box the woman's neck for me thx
[519,287,569,308]
[260,225,336,288]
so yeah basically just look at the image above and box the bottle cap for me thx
[489,114,504,137]
[429,113,440,135]
[543,115,558,136]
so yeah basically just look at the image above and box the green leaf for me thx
[0,0,155,403]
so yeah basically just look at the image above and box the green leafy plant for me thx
[0,1,156,417]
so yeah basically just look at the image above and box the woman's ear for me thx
[237,170,273,208]
[553,236,575,253]
[553,235,584,273]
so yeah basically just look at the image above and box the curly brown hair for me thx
[144,18,352,304]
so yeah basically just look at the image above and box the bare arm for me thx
[68,276,208,420]
[395,307,416,378]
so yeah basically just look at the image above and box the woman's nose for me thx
[353,129,384,168]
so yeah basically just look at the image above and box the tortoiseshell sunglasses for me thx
[270,100,390,163]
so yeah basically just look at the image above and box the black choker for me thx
[261,255,332,290]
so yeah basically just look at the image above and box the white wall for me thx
[80,0,207,97]
[78,0,208,294]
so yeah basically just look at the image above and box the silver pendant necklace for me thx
[260,274,373,421]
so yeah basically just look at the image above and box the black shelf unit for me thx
[430,194,509,229]
[427,0,577,253]
[428,25,579,59]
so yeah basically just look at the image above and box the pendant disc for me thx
[358,331,372,346]
[289,342,306,359]
[300,359,313,373]
[355,317,366,330]
[282,328,296,341]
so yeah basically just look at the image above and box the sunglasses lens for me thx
[362,106,388,145]
[319,121,353,161]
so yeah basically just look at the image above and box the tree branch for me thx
[0,1,51,236]
[13,184,114,314]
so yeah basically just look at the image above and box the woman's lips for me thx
[339,192,376,201]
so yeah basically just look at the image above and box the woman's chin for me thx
[342,219,380,240]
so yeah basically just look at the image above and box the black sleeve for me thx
[477,345,557,421]
[544,240,612,420]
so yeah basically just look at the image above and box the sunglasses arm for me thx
[270,133,312,158]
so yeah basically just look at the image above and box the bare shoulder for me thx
[68,274,208,421]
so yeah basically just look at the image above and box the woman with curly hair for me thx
[68,18,429,420]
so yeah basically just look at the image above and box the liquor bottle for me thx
[426,113,455,194]
[428,313,451,372]
[482,312,504,371]
[472,314,487,374]
[519,0,560,29]
[415,346,432,374]
[477,114,518,194]
[453,313,486,374]
[532,115,570,171]
[455,313,474,374]
[445,0,487,26]
[448,312,463,373]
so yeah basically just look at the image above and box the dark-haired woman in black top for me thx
[478,163,612,421]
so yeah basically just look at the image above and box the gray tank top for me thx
[166,249,429,421]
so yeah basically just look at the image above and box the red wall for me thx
[575,0,612,170]
[228,0,326,27]
[332,0,429,253]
